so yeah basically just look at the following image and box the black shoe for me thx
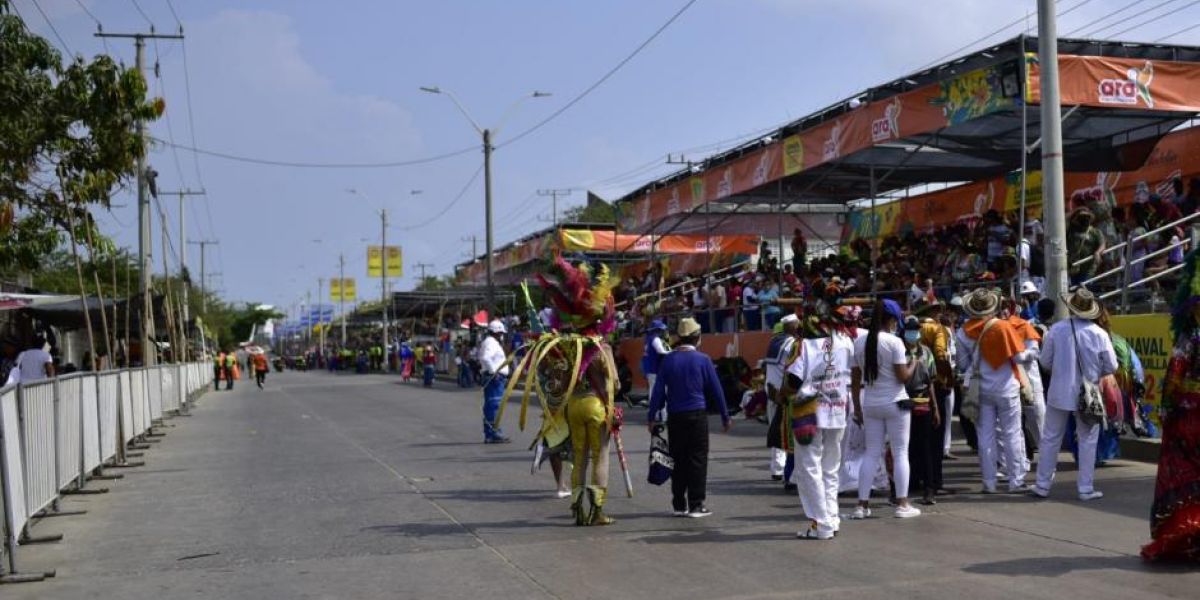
[687,506,712,518]
[783,483,797,493]
[771,475,783,481]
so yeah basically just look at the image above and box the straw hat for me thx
[963,288,1000,319]
[677,317,702,337]
[1062,287,1102,320]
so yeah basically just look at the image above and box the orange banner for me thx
[1028,53,1200,112]
[847,125,1200,240]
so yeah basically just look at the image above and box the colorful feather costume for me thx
[492,255,623,525]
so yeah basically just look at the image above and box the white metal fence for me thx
[0,362,210,581]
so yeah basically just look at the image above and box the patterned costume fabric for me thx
[1142,250,1200,562]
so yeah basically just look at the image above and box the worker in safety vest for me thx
[214,351,226,391]
[224,351,237,390]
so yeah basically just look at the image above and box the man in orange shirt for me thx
[253,351,270,389]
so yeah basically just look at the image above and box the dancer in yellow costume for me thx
[493,255,626,526]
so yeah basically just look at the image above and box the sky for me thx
[12,0,1200,315]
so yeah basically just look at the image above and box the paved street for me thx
[8,371,1198,599]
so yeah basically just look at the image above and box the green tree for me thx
[0,1,162,275]
[561,192,615,224]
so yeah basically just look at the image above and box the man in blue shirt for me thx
[648,317,731,518]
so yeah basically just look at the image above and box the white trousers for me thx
[795,428,844,534]
[1023,394,1046,450]
[943,388,956,454]
[1036,406,1099,494]
[978,393,1026,490]
[768,402,786,476]
[858,402,911,501]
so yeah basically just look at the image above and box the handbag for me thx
[647,424,673,486]
[1068,317,1107,427]
[1015,362,1035,406]
[1099,373,1125,424]
[962,318,1000,423]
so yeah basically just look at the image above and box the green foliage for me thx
[30,245,140,297]
[0,2,161,274]
[415,275,457,291]
[562,194,615,224]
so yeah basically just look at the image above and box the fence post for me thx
[1120,232,1132,314]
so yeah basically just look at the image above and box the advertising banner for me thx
[367,246,382,277]
[341,278,356,301]
[1028,53,1200,112]
[367,246,402,278]
[1109,313,1172,426]
[329,278,341,301]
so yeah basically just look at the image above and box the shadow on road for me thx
[962,555,1173,577]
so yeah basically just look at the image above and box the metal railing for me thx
[1072,211,1200,270]
[1083,221,1200,313]
[0,362,210,583]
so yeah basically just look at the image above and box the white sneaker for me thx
[1078,490,1104,502]
[797,525,834,540]
[849,506,871,520]
[554,490,571,499]
[895,505,922,518]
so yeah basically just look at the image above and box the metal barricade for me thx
[16,380,56,518]
[119,370,134,445]
[96,372,120,464]
[79,374,100,475]
[129,368,147,439]
[160,366,179,414]
[54,375,82,491]
[0,384,28,575]
[148,366,163,421]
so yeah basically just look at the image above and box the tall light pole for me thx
[420,86,550,314]
[348,188,420,370]
[1037,0,1069,320]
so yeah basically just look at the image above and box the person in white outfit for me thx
[763,314,800,481]
[1034,288,1117,501]
[787,318,853,539]
[851,299,921,519]
[954,289,1029,493]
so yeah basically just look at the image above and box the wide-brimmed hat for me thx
[963,288,1000,318]
[1020,281,1039,296]
[1071,206,1094,221]
[677,317,702,337]
[1062,287,1102,320]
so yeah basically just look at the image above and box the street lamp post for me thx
[420,86,550,315]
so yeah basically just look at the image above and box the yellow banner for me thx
[367,246,383,277]
[329,278,342,301]
[1109,313,1171,425]
[386,246,402,277]
[341,278,356,301]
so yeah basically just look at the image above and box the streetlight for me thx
[421,85,551,314]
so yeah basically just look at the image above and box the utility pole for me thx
[159,189,205,342]
[188,240,218,315]
[483,128,496,314]
[461,235,478,260]
[380,208,390,369]
[96,30,184,367]
[538,189,572,227]
[317,277,325,360]
[416,262,435,284]
[339,253,347,345]
[1037,0,1069,319]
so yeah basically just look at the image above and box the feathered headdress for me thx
[535,254,618,337]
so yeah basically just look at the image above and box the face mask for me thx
[903,331,921,344]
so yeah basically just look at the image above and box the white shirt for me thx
[764,336,797,391]
[955,323,1020,398]
[1039,318,1118,412]
[854,332,909,407]
[478,335,509,376]
[15,348,52,382]
[742,286,758,308]
[788,334,853,429]
[711,284,728,309]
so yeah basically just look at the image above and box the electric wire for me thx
[73,0,109,53]
[911,0,1090,73]
[29,0,73,57]
[1155,21,1200,39]
[397,164,484,231]
[497,0,698,149]
[1063,0,1149,36]
[129,0,154,28]
[1086,0,1179,36]
[1109,0,1200,38]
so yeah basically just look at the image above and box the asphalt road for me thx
[7,371,1197,599]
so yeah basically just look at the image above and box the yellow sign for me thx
[367,246,402,278]
[342,278,356,301]
[782,134,804,176]
[1109,313,1171,425]
[329,278,341,301]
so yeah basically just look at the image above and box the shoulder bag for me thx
[1069,318,1107,427]
[961,318,998,423]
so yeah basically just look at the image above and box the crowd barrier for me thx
[0,362,210,583]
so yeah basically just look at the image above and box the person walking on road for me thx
[224,350,236,391]
[851,299,921,519]
[480,320,511,443]
[764,314,800,486]
[641,319,670,417]
[214,350,225,391]
[253,351,269,389]
[787,316,853,539]
[1033,288,1117,501]
[648,317,731,518]
[422,343,437,387]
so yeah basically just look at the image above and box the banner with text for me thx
[1109,313,1172,427]
[367,246,403,278]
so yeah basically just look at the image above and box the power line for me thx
[165,0,182,25]
[497,0,698,149]
[1109,0,1200,38]
[398,164,484,231]
[1064,0,1148,36]
[1156,21,1200,39]
[911,0,1090,73]
[156,138,478,169]
[1087,0,1178,36]
[29,0,73,57]
[128,0,154,28]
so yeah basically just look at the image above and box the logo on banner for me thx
[871,98,902,142]
[717,167,733,199]
[632,237,652,252]
[1098,61,1154,108]
[690,177,706,205]
[822,120,844,162]
[752,147,774,186]
[666,187,681,215]
[783,135,804,175]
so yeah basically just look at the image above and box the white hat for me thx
[1020,281,1039,296]
[780,314,800,325]
[487,319,507,334]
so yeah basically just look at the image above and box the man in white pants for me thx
[1033,288,1117,501]
[787,321,853,540]
[763,314,800,481]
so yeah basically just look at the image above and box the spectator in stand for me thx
[1067,207,1106,286]
[791,228,807,273]
[1180,177,1200,216]
[743,277,761,331]
[1150,193,1183,230]
[760,280,783,330]
[692,279,710,333]
[984,210,1013,271]
[706,277,728,334]
[727,276,743,333]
